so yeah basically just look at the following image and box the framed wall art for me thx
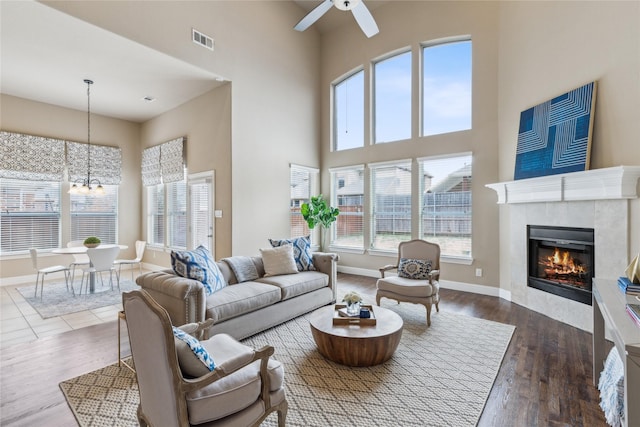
[514,81,597,180]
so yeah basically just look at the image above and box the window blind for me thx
[166,180,187,249]
[290,164,318,239]
[330,165,365,249]
[147,184,165,246]
[70,185,118,244]
[418,153,472,258]
[0,178,61,254]
[0,131,65,181]
[370,160,412,251]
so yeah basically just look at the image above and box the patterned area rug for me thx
[60,301,515,427]
[17,279,139,319]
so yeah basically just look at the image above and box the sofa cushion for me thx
[171,246,226,295]
[269,235,315,272]
[206,282,281,323]
[257,271,328,301]
[222,256,260,282]
[397,258,432,280]
[186,334,284,424]
[260,244,298,277]
[172,326,216,377]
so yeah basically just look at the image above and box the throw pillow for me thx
[171,246,226,296]
[260,244,299,277]
[268,235,315,271]
[172,326,216,377]
[222,256,260,282]
[397,258,432,280]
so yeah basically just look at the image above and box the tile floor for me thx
[0,270,143,349]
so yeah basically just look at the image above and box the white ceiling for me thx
[1,1,386,123]
[0,1,226,123]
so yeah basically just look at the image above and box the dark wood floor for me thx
[0,273,608,426]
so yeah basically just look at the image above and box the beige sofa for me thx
[136,252,339,340]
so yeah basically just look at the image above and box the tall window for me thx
[167,181,187,250]
[422,39,472,136]
[330,166,364,249]
[419,153,472,258]
[0,179,61,253]
[70,185,118,244]
[370,161,412,251]
[290,164,318,239]
[374,50,412,143]
[147,185,165,247]
[334,70,364,151]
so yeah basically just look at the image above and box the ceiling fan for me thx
[294,0,379,38]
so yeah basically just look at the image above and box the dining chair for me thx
[29,248,71,299]
[67,240,90,288]
[115,240,146,281]
[79,246,120,294]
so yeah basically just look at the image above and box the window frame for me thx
[0,179,62,255]
[369,159,413,252]
[420,36,473,138]
[372,48,413,144]
[418,152,473,261]
[332,68,365,152]
[329,165,365,252]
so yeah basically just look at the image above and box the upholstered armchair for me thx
[122,290,288,427]
[376,239,441,326]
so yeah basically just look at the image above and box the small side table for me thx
[118,310,135,373]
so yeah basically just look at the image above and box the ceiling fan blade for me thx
[351,1,379,38]
[294,0,333,32]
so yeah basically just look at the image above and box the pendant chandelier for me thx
[69,79,105,195]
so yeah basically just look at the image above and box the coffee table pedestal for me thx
[309,305,403,367]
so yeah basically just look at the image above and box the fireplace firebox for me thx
[527,225,594,305]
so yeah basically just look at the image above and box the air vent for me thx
[192,28,214,51]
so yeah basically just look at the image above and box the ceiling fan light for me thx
[334,0,360,11]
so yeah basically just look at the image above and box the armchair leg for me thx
[277,400,288,427]
[424,303,432,327]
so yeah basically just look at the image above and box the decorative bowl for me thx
[84,243,100,248]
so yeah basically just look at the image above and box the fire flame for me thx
[544,248,587,275]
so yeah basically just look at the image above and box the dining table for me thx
[52,244,128,293]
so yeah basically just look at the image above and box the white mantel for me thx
[486,165,640,204]
[486,165,640,332]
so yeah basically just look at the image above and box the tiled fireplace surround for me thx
[487,166,640,332]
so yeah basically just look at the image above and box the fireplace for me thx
[527,225,594,305]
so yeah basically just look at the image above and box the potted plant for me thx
[300,194,339,251]
[83,236,101,248]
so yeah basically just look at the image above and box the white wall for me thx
[497,1,640,293]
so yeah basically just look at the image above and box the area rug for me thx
[60,302,515,427]
[17,279,139,319]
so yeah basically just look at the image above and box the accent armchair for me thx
[376,239,441,326]
[122,289,288,427]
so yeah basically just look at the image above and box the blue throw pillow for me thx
[172,326,216,374]
[269,235,315,271]
[397,258,432,280]
[171,246,226,296]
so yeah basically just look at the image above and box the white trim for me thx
[368,158,412,169]
[336,265,507,298]
[486,166,640,204]
[416,151,473,164]
[289,163,319,174]
[329,164,364,173]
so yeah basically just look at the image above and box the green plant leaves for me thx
[300,194,339,230]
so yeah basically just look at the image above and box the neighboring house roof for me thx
[429,163,472,193]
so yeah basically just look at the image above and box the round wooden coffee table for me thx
[309,305,403,367]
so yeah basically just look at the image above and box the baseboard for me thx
[337,265,511,300]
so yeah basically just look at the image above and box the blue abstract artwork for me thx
[514,81,597,180]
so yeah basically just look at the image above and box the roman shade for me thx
[67,141,122,185]
[141,137,185,186]
[0,131,66,181]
